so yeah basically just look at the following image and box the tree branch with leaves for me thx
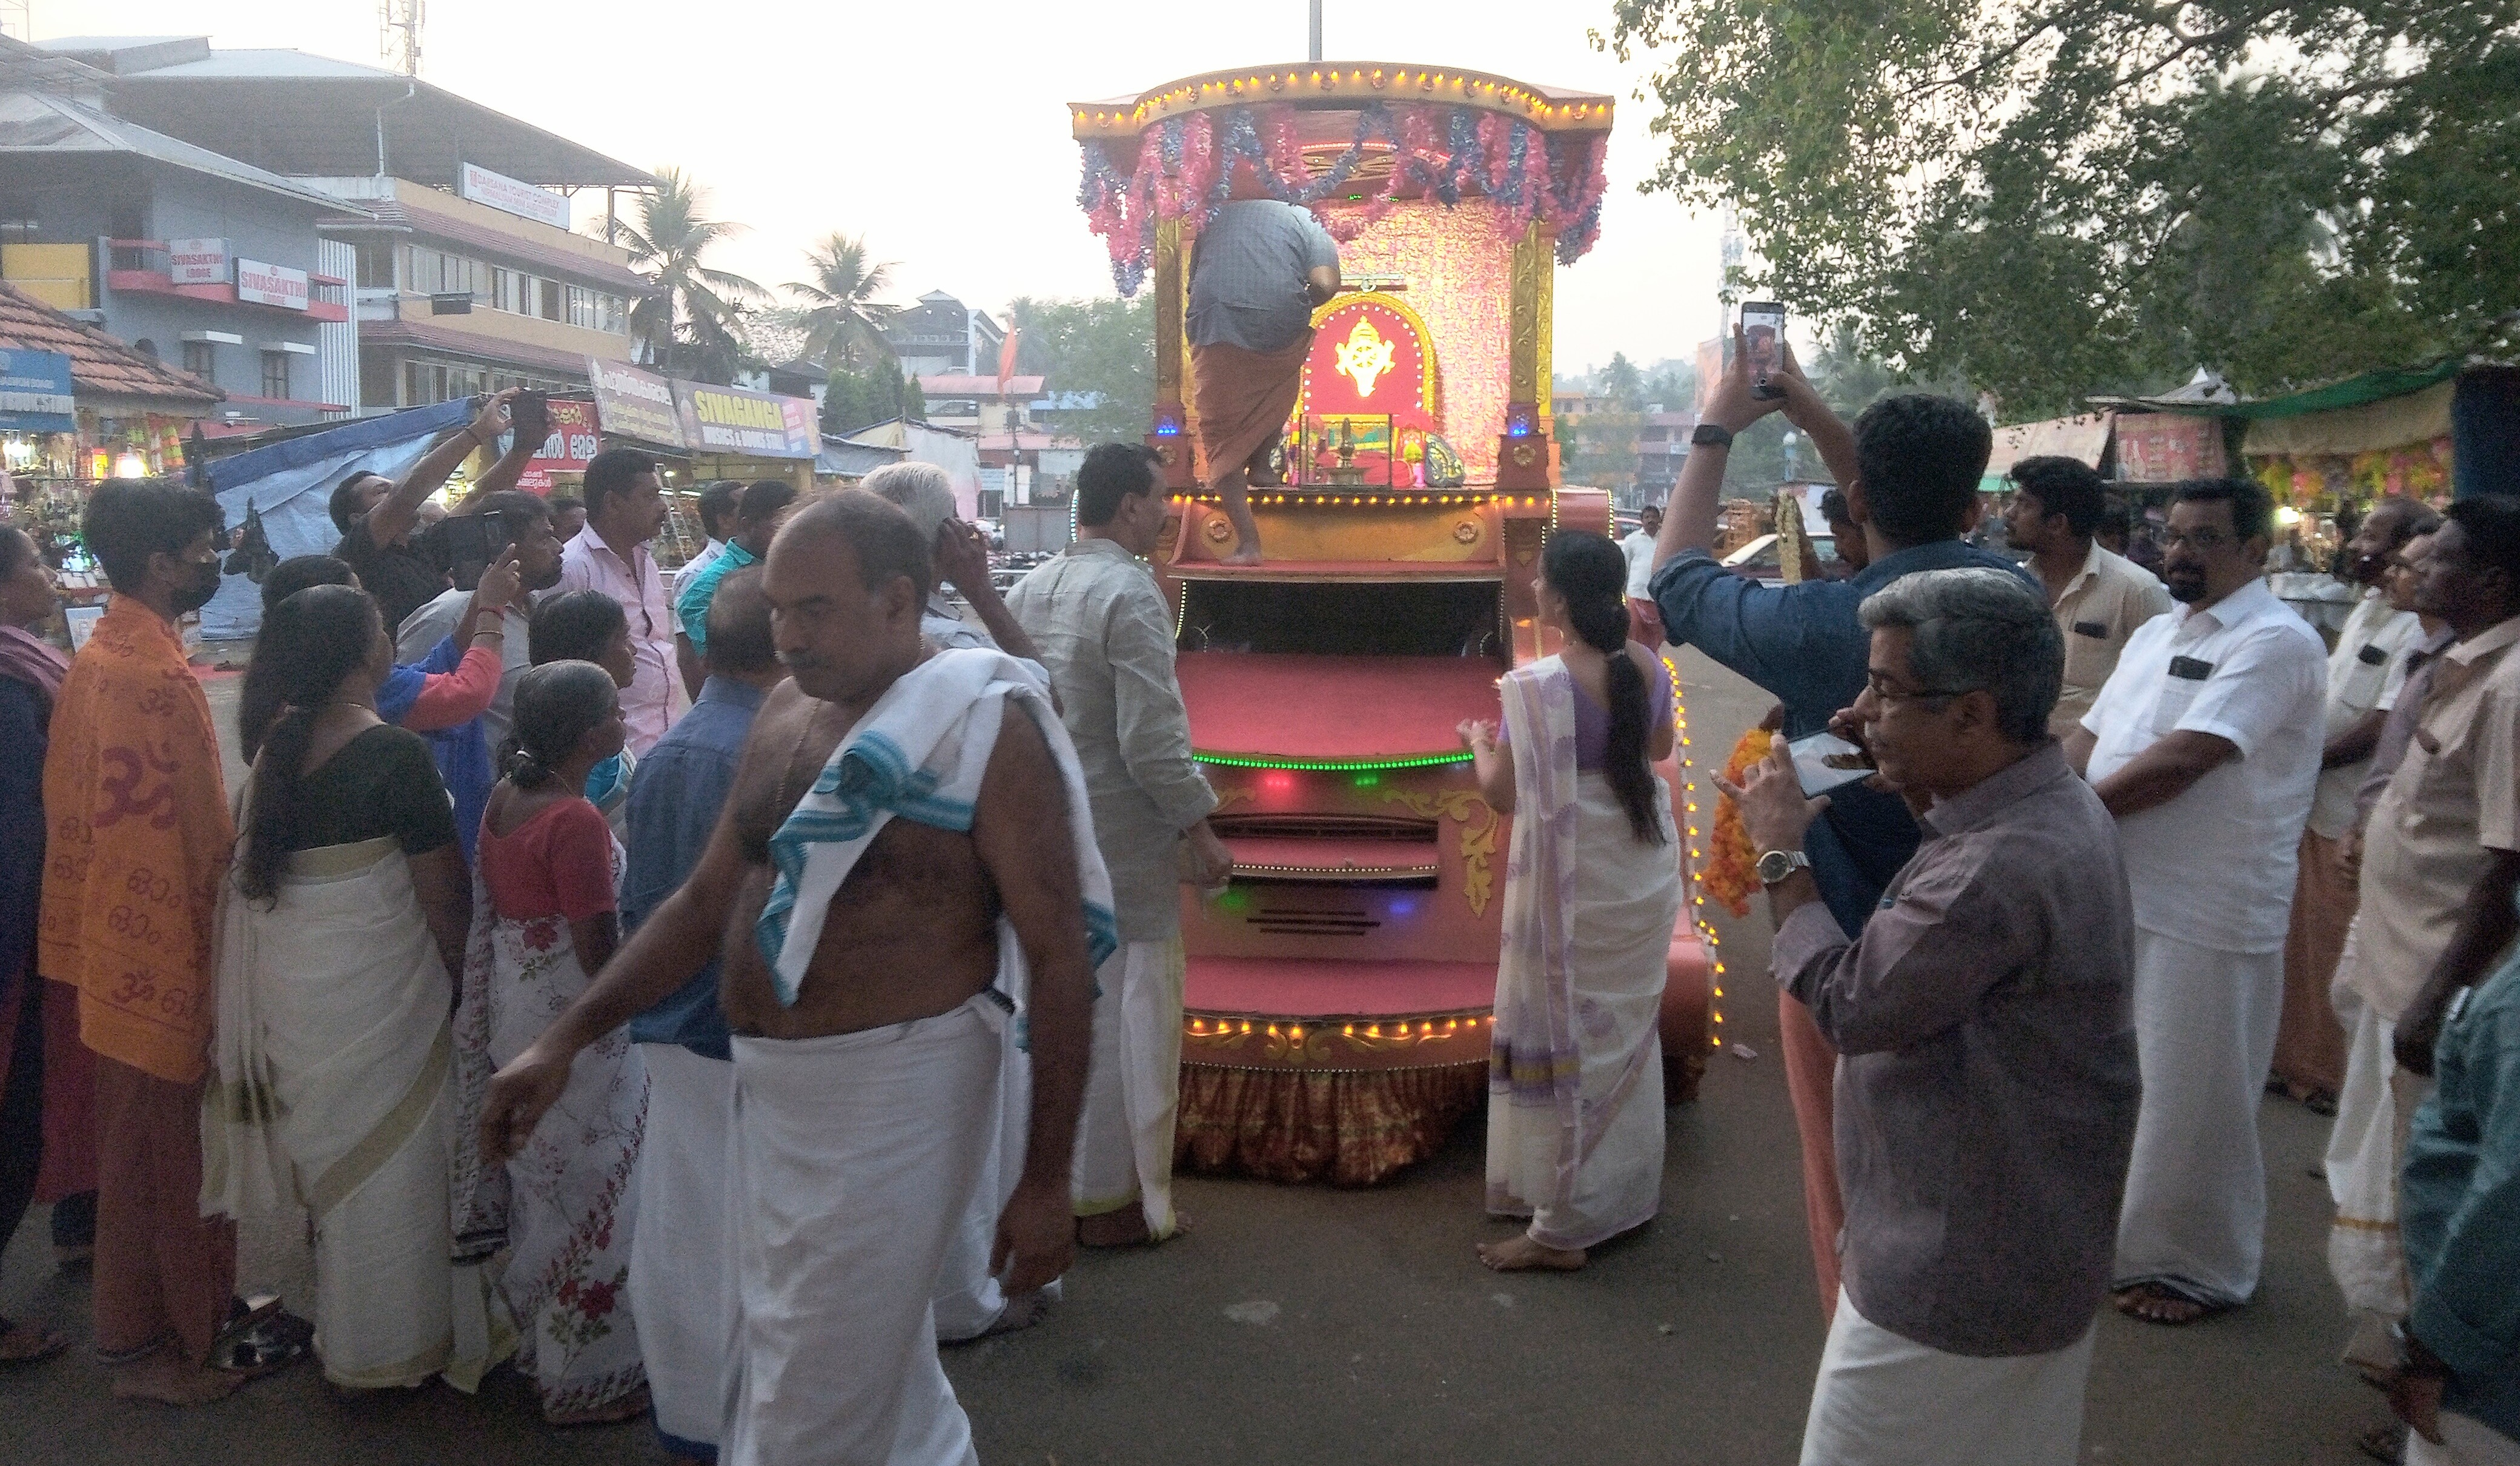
[607,166,769,385]
[1603,0,2517,413]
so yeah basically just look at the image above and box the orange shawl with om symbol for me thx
[38,595,234,1084]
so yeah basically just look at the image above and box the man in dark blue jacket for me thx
[1650,331,2029,1317]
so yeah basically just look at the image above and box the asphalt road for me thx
[1,647,2387,1464]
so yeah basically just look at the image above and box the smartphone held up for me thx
[1740,301,1786,401]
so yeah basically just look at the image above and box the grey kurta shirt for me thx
[1006,536,1217,940]
[1188,200,1340,353]
[1770,741,2141,1357]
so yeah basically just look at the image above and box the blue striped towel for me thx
[756,647,1118,1008]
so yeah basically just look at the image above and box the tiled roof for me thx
[0,279,221,406]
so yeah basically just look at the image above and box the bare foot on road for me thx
[110,1352,242,1405]
[1476,1235,1587,1272]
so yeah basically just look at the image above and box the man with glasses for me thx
[1721,568,2138,1466]
[2065,476,2327,1326]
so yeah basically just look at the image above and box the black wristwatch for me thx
[1691,422,1736,449]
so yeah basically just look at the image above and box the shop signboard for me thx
[167,238,228,286]
[459,162,573,231]
[235,258,310,311]
[586,356,688,449]
[517,399,600,494]
[674,380,820,459]
[2114,413,2228,483]
[0,348,76,433]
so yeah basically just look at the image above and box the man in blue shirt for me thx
[674,478,798,692]
[2390,953,2520,1464]
[618,568,782,1464]
[1650,330,2029,1319]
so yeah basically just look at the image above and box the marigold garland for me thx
[1701,726,1774,918]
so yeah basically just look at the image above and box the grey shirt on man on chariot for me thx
[1189,200,1339,354]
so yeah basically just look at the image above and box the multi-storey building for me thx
[0,38,351,426]
[884,291,1005,379]
[39,35,655,411]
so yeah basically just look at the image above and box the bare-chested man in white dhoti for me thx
[477,490,1104,1465]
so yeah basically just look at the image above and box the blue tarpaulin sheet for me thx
[199,400,476,641]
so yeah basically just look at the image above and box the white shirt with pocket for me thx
[1622,529,1659,600]
[2309,587,2425,840]
[2081,577,2328,952]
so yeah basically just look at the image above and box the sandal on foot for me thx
[2110,1282,2236,1327]
[214,1308,314,1378]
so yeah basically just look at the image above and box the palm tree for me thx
[784,233,899,371]
[609,166,768,382]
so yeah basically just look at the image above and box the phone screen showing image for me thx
[1786,730,1874,799]
[1740,302,1786,380]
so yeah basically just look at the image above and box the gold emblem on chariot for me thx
[1333,317,1398,399]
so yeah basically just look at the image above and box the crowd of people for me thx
[0,336,2513,1466]
[1644,335,2520,1465]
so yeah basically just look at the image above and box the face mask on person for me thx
[170,551,223,615]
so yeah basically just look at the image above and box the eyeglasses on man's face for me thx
[1860,672,1969,709]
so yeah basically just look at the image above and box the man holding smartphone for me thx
[1650,315,2034,1322]
[328,390,535,632]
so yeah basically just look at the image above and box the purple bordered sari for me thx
[1486,656,1682,1250]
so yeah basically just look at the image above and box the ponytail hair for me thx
[238,585,383,902]
[499,659,618,790]
[1543,530,1667,846]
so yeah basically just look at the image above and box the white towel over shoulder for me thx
[755,647,1118,1008]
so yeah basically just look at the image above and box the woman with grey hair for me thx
[862,461,1041,661]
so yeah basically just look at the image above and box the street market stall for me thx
[0,279,224,562]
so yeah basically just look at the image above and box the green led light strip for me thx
[1193,751,1474,771]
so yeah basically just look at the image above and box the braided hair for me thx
[499,660,619,790]
[237,585,383,903]
[1543,530,1666,846]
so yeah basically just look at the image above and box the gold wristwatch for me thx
[1756,849,1811,886]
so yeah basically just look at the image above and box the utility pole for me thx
[379,0,423,78]
[1308,0,1323,61]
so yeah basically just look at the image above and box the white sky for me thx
[36,0,1729,374]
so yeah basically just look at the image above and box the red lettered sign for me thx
[2114,413,2228,483]
[517,399,599,494]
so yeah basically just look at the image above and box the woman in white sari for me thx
[204,584,511,1388]
[1461,529,1684,1272]
[447,658,649,1425]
